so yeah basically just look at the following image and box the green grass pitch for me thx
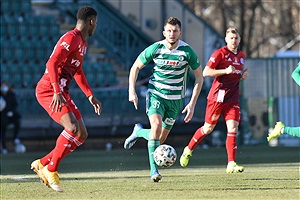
[1,146,299,199]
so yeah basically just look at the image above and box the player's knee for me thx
[65,121,79,134]
[228,127,238,133]
[202,125,214,135]
[78,129,88,141]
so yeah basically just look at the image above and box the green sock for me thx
[148,139,160,175]
[136,128,150,140]
[283,127,300,138]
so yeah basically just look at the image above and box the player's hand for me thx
[182,103,195,123]
[225,65,235,74]
[129,91,138,110]
[88,95,102,116]
[50,93,66,112]
[241,68,248,80]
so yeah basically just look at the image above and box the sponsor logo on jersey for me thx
[232,57,240,65]
[178,56,184,61]
[240,58,244,64]
[233,69,243,75]
[233,105,240,109]
[78,43,86,56]
[60,41,70,51]
[164,118,175,126]
[156,59,180,66]
[209,57,215,63]
[71,59,81,67]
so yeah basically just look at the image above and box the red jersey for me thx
[206,46,246,103]
[38,28,93,97]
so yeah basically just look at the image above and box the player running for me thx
[180,28,248,173]
[124,17,204,182]
[30,7,102,192]
[267,62,300,141]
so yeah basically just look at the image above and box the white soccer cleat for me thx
[124,123,142,149]
[42,166,63,192]
[31,159,48,186]
[150,170,162,182]
[226,161,244,173]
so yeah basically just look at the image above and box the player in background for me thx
[0,81,23,154]
[124,17,203,182]
[30,7,102,192]
[180,28,248,173]
[267,62,300,141]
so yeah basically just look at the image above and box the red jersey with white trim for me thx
[39,28,93,97]
[206,46,246,103]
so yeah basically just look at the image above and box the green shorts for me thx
[146,92,183,130]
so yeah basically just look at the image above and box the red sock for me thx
[64,136,84,157]
[40,150,54,166]
[188,127,206,150]
[47,129,81,172]
[226,132,237,162]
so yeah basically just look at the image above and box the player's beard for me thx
[169,38,179,46]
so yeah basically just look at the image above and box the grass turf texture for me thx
[1,146,299,199]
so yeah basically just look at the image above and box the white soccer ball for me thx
[153,144,177,168]
[15,143,26,153]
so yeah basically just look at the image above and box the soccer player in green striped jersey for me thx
[267,62,300,141]
[124,17,204,182]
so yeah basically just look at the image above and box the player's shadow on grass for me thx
[1,175,150,184]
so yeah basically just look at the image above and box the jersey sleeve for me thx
[74,66,93,97]
[138,43,160,65]
[291,63,300,86]
[206,50,222,69]
[46,33,78,92]
[187,47,201,70]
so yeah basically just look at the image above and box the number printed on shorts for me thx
[152,100,160,109]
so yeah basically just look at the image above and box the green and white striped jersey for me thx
[139,40,200,100]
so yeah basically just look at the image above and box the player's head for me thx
[1,81,10,94]
[76,6,97,36]
[163,17,182,45]
[225,27,241,52]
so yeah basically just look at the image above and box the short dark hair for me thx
[76,6,97,21]
[164,17,181,29]
[226,27,239,36]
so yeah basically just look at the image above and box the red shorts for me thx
[205,100,240,125]
[36,83,82,124]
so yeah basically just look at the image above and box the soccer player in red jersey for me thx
[30,6,102,192]
[180,28,249,173]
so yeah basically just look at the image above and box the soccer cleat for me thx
[124,123,143,149]
[150,170,162,182]
[226,161,244,173]
[180,146,193,167]
[31,159,48,186]
[42,166,63,192]
[267,121,285,142]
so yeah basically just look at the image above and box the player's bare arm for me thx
[88,95,102,115]
[203,65,235,77]
[128,58,145,110]
[182,66,204,123]
[241,68,248,80]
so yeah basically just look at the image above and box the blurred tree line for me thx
[183,0,300,58]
